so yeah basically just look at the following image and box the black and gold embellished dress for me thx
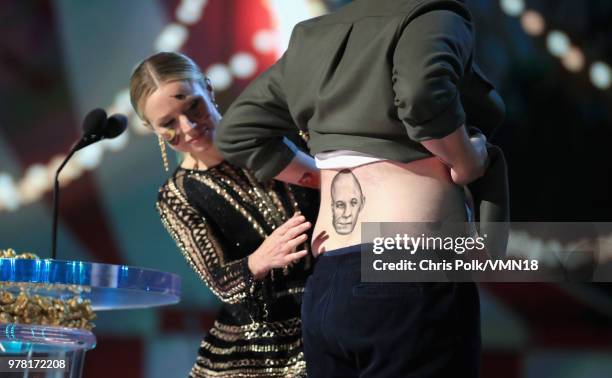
[156,160,319,378]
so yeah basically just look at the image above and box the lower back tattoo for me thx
[330,169,365,235]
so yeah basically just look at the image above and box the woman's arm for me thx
[156,180,310,319]
[157,181,259,305]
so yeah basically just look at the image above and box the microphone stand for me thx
[51,134,100,260]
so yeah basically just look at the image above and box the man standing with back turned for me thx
[216,0,506,376]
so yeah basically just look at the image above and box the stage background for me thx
[0,0,611,377]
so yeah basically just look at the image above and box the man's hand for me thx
[450,132,488,185]
[421,125,488,186]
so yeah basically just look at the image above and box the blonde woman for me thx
[130,52,319,377]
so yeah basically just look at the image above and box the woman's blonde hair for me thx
[129,52,207,124]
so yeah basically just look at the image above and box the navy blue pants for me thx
[301,244,481,377]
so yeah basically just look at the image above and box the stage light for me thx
[546,30,570,57]
[268,0,324,53]
[23,164,51,194]
[176,0,207,25]
[18,165,47,205]
[102,131,129,152]
[520,10,545,36]
[253,30,278,54]
[61,158,84,185]
[500,0,524,17]
[154,23,188,52]
[113,90,132,115]
[0,0,215,213]
[0,174,21,212]
[229,53,258,79]
[561,46,585,72]
[75,144,103,171]
[502,2,612,91]
[18,182,38,205]
[590,61,611,90]
[205,64,233,91]
[47,155,65,181]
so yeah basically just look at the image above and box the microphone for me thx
[83,108,107,134]
[51,110,128,259]
[73,108,109,151]
[104,113,128,139]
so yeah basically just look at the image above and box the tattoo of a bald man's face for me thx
[330,169,365,235]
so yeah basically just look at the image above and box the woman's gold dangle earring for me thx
[158,136,169,171]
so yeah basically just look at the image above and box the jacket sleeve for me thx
[215,53,297,182]
[156,180,273,321]
[392,8,475,141]
[461,63,506,138]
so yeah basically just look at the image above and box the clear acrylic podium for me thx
[0,258,181,377]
